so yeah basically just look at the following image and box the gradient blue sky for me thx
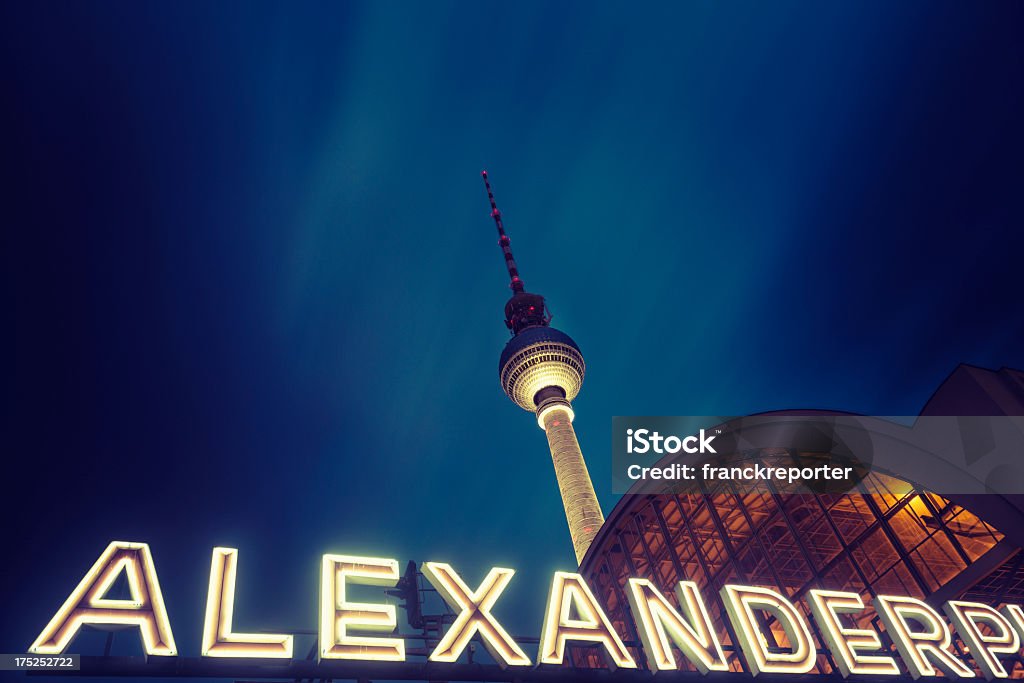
[4,0,1023,668]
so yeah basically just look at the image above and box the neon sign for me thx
[30,541,1024,680]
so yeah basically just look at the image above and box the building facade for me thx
[576,365,1024,676]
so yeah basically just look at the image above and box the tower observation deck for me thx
[482,171,604,564]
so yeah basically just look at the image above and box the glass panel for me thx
[912,533,967,591]
[829,495,876,544]
[851,528,900,582]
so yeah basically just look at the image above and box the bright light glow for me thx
[721,585,815,676]
[536,402,575,430]
[807,589,899,678]
[201,548,293,658]
[421,562,530,667]
[944,600,1019,680]
[319,554,405,662]
[625,578,728,673]
[875,595,974,679]
[29,541,176,656]
[501,341,584,412]
[538,571,636,669]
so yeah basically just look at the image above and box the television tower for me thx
[482,171,604,564]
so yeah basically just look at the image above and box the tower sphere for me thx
[499,326,585,412]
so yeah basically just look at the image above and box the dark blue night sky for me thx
[3,0,1023,671]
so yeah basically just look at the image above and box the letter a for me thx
[30,541,176,656]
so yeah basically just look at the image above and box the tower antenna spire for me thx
[482,170,525,293]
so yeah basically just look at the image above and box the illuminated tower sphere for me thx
[482,171,604,564]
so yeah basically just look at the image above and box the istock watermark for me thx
[625,428,717,455]
[611,414,1024,496]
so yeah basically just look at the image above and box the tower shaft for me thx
[540,404,604,564]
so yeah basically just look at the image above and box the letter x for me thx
[422,562,530,667]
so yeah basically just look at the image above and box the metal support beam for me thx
[35,655,918,682]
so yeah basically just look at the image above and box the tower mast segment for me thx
[482,171,551,333]
[482,170,604,565]
[482,170,524,294]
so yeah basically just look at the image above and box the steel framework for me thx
[576,461,1023,676]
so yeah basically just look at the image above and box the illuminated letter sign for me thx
[538,571,636,669]
[422,562,530,667]
[807,589,899,678]
[36,540,1024,680]
[319,554,404,661]
[721,585,815,676]
[29,541,176,656]
[201,548,293,658]
[875,595,974,679]
[626,578,728,673]
[999,603,1024,649]
[943,601,1020,680]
